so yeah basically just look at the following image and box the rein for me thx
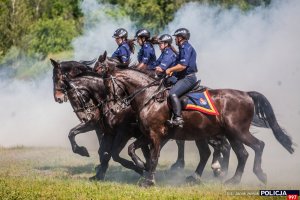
[62,73,100,121]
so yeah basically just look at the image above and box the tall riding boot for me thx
[168,94,184,127]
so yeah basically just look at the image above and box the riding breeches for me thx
[169,74,197,97]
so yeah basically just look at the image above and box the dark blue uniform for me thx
[150,47,177,70]
[137,42,156,68]
[170,41,198,97]
[112,41,130,63]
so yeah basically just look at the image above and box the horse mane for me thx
[107,57,156,80]
[61,60,93,71]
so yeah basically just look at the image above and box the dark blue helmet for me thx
[112,28,128,38]
[173,28,190,40]
[158,34,172,44]
[135,29,150,39]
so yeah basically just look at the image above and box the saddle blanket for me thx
[184,90,219,115]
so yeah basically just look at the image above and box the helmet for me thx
[135,29,150,39]
[158,34,172,44]
[112,28,128,38]
[173,28,190,40]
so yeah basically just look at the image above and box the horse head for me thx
[50,58,96,103]
[94,51,127,78]
[50,58,68,103]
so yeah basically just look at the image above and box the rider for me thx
[154,34,178,77]
[135,29,156,70]
[165,28,198,127]
[112,28,135,64]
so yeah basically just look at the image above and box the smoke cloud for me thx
[0,0,299,186]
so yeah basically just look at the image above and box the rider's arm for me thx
[166,64,186,75]
[137,62,147,70]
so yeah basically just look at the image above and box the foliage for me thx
[0,0,272,78]
[25,18,79,56]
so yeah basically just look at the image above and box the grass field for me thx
[0,146,294,199]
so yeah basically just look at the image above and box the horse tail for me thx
[247,91,294,154]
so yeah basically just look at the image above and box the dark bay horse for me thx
[51,58,153,180]
[94,51,294,187]
[51,58,232,181]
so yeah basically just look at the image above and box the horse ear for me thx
[98,51,107,62]
[50,58,59,68]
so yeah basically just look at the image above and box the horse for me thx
[51,58,233,180]
[94,51,294,187]
[51,58,155,180]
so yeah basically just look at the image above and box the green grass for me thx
[0,147,290,199]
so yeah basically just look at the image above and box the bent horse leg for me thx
[111,128,144,175]
[128,136,151,170]
[68,122,95,157]
[170,140,185,170]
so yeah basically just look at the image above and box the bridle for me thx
[54,63,100,122]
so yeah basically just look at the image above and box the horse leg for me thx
[208,138,223,177]
[90,133,113,181]
[111,128,144,175]
[68,121,95,157]
[224,138,249,185]
[170,140,185,170]
[139,133,162,187]
[141,144,151,172]
[239,132,267,184]
[219,137,231,177]
[128,136,151,170]
[186,139,211,184]
[89,126,104,180]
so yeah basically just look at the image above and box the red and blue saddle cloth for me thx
[183,90,219,115]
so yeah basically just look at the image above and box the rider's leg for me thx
[168,74,197,126]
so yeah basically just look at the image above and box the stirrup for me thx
[166,116,183,128]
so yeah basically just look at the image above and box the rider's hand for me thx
[166,68,172,76]
[155,67,164,73]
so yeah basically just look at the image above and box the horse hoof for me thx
[224,177,240,185]
[89,174,104,181]
[258,172,267,185]
[213,168,222,177]
[138,178,155,188]
[186,173,202,184]
[170,161,185,171]
[75,146,90,157]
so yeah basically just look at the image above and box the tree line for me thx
[0,0,270,65]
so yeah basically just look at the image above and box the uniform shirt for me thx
[137,42,156,67]
[150,47,177,71]
[176,41,198,79]
[111,41,131,63]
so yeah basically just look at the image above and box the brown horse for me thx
[51,58,232,181]
[94,51,294,187]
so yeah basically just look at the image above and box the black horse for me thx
[51,59,155,180]
[94,51,294,187]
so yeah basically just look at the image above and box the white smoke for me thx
[162,0,300,186]
[0,0,299,186]
[72,0,136,61]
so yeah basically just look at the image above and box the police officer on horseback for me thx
[166,28,198,127]
[153,34,178,75]
[112,28,135,64]
[135,29,156,70]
